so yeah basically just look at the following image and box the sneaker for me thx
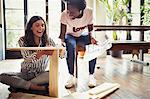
[88,74,96,88]
[65,74,75,89]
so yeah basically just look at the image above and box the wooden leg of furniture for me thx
[139,49,144,61]
[132,49,139,59]
[131,49,149,66]
[49,50,59,97]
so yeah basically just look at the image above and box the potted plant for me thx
[99,0,131,58]
[141,0,150,41]
[141,0,150,25]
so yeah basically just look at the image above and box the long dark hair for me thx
[24,16,48,47]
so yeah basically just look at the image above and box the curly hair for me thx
[24,16,48,47]
[65,0,86,11]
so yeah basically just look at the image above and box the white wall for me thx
[131,0,141,41]
[0,0,1,24]
[95,0,107,25]
[28,0,46,21]
[0,0,3,60]
[87,0,108,57]
[0,0,5,60]
[48,0,61,44]
[87,0,108,41]
[0,27,2,61]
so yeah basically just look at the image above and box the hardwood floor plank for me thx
[1,55,150,98]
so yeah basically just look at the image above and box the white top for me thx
[60,7,93,37]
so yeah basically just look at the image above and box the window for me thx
[5,0,24,48]
[143,0,150,41]
[130,0,141,41]
[4,0,47,48]
[96,0,149,41]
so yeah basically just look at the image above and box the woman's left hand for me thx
[91,37,98,45]
[44,50,54,56]
[59,49,66,59]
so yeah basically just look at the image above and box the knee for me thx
[65,37,76,48]
[0,73,5,76]
[0,73,6,81]
[0,73,10,81]
[0,73,8,76]
[66,41,76,47]
[66,43,76,51]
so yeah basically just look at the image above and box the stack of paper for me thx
[84,40,112,61]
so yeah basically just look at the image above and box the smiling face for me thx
[31,20,45,38]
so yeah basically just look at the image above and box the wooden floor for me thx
[95,56,150,99]
[0,54,150,99]
[65,54,150,99]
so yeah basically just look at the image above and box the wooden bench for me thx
[94,25,150,65]
[110,40,150,61]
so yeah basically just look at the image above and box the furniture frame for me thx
[8,47,64,98]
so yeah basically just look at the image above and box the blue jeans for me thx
[65,34,97,75]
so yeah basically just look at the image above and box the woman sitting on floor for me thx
[0,16,56,94]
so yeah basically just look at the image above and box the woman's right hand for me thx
[90,37,98,45]
[36,50,53,59]
[43,50,54,56]
[61,39,66,47]
[36,51,44,59]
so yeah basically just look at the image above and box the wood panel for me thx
[110,41,150,51]
[49,50,59,97]
[7,47,64,51]
[94,25,150,31]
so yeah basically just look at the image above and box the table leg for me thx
[140,30,144,41]
[131,49,149,66]
[139,30,144,61]
[139,49,144,61]
[49,50,59,97]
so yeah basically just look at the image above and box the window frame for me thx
[3,0,27,59]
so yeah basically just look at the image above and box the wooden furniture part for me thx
[8,47,64,98]
[110,40,150,60]
[94,25,150,41]
[94,25,150,61]
[132,49,140,59]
